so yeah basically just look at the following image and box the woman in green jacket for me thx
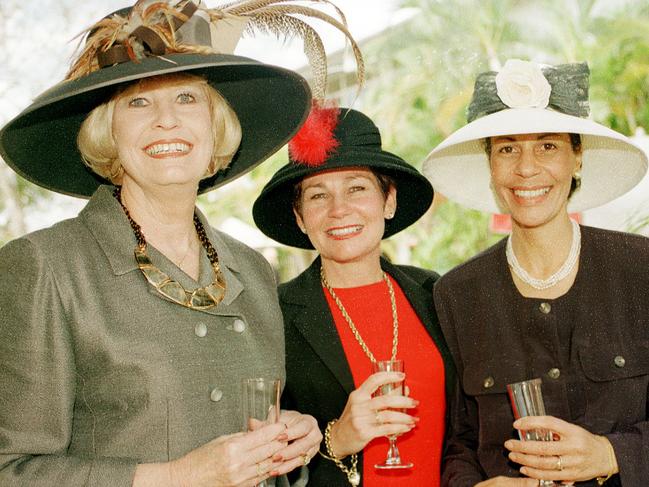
[0,1,363,485]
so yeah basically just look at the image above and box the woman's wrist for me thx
[321,419,360,486]
[596,436,618,485]
[132,461,177,487]
[328,418,349,459]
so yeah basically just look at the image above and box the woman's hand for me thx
[476,477,539,486]
[329,371,418,458]
[272,410,323,474]
[504,415,618,483]
[166,422,288,487]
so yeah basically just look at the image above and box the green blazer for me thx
[0,186,286,486]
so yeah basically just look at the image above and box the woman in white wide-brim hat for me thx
[424,59,649,486]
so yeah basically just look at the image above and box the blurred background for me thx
[1,0,649,281]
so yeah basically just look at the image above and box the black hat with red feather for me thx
[253,104,434,249]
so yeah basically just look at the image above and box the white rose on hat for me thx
[495,59,551,109]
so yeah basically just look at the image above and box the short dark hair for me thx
[292,168,396,215]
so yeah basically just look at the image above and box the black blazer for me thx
[280,256,455,486]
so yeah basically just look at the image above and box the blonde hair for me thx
[77,73,242,184]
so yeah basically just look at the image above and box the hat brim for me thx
[253,150,434,249]
[0,53,311,198]
[422,108,648,213]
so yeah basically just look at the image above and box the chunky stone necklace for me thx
[506,218,581,290]
[320,266,398,363]
[114,187,226,309]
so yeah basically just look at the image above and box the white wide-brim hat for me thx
[422,61,648,213]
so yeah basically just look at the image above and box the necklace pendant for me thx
[347,471,361,486]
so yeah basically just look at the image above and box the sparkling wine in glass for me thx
[372,359,413,469]
[507,378,556,487]
[242,378,281,487]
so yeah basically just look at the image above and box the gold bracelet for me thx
[322,419,361,486]
[596,437,617,485]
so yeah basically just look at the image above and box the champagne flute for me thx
[242,378,282,487]
[507,378,556,487]
[372,359,413,469]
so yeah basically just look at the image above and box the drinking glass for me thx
[372,359,413,469]
[507,378,556,487]
[242,378,282,487]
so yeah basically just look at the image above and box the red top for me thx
[324,275,446,486]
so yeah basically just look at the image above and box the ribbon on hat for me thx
[66,0,365,103]
[467,61,590,122]
[97,1,200,68]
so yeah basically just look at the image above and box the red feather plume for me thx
[289,100,340,167]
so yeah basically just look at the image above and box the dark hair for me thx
[292,168,396,215]
[483,133,582,197]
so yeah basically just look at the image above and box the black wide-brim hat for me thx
[0,53,310,198]
[253,108,434,249]
[0,0,314,199]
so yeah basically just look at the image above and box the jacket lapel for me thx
[281,257,356,395]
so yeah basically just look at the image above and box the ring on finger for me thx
[302,452,310,466]
[374,410,382,425]
[256,462,265,477]
[556,454,563,471]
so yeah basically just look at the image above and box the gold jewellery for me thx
[320,266,399,363]
[319,266,400,485]
[114,187,226,309]
[321,420,361,486]
[596,437,617,485]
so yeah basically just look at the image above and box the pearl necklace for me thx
[506,219,581,290]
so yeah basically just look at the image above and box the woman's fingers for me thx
[245,435,289,465]
[273,410,321,477]
[476,476,539,486]
[513,415,572,437]
[505,417,617,483]
[369,394,418,411]
[358,371,405,395]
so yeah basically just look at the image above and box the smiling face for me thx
[294,168,396,266]
[111,75,214,193]
[489,133,582,228]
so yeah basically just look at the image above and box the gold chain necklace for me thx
[114,187,226,310]
[320,266,398,363]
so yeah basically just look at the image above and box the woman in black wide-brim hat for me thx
[253,106,455,486]
[0,1,364,486]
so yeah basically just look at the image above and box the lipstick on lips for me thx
[144,139,192,158]
[326,224,363,240]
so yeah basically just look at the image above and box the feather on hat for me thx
[0,0,365,197]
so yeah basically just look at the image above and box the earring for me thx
[573,171,582,191]
[385,211,395,220]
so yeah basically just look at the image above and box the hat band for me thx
[467,62,590,122]
[98,1,199,69]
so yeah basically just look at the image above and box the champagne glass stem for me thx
[385,435,402,465]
